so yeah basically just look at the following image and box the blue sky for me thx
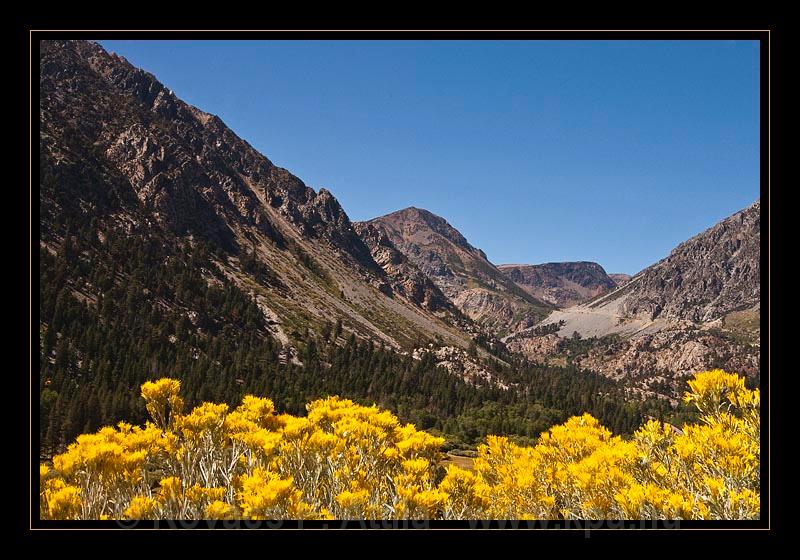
[99,40,760,274]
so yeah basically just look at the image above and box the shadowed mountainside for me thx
[40,40,475,353]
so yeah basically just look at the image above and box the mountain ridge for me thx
[38,39,761,416]
[40,39,473,353]
[361,208,551,336]
[534,199,761,339]
[497,261,617,308]
[504,200,760,399]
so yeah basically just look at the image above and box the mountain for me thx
[40,40,476,357]
[538,200,761,338]
[506,201,761,399]
[619,200,760,324]
[360,208,551,336]
[352,221,469,326]
[497,262,616,308]
[36,39,759,450]
[40,39,509,451]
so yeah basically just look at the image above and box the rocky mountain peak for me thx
[619,200,760,323]
[353,221,461,317]
[41,39,378,274]
[40,39,475,353]
[380,207,484,258]
[365,208,550,335]
[533,199,761,341]
[498,261,617,308]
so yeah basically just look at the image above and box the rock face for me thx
[411,346,508,389]
[536,200,761,339]
[352,222,459,318]
[44,41,381,273]
[498,262,617,308]
[504,334,565,365]
[573,327,760,400]
[505,202,761,399]
[619,201,760,323]
[361,208,550,335]
[40,40,473,351]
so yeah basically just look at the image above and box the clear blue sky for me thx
[99,40,760,274]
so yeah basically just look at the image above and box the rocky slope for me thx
[505,333,565,365]
[352,222,466,322]
[618,201,760,324]
[412,345,509,389]
[361,208,551,336]
[535,200,760,339]
[40,40,473,353]
[38,39,761,406]
[572,326,760,398]
[498,262,617,308]
[506,202,761,399]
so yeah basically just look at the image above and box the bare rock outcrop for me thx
[498,262,617,308]
[619,201,760,323]
[363,208,551,335]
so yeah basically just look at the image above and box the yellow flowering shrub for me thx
[40,370,759,520]
[140,378,183,431]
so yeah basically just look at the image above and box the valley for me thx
[38,39,761,457]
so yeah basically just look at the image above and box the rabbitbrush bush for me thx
[40,370,759,520]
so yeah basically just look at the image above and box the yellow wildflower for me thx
[205,500,237,520]
[47,485,82,520]
[124,496,159,519]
